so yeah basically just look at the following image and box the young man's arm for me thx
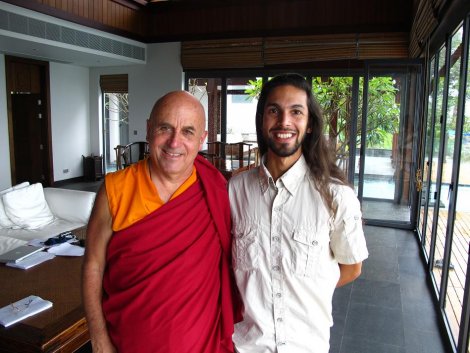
[336,263,362,287]
[82,184,116,353]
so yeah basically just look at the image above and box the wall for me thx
[50,63,90,182]
[0,42,182,187]
[89,42,183,156]
[0,54,10,190]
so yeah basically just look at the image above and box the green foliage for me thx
[244,79,263,101]
[244,76,401,156]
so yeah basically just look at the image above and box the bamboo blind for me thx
[409,0,447,58]
[181,32,410,70]
[181,38,264,70]
[100,74,128,93]
[264,33,409,65]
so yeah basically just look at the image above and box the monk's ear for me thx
[146,119,151,141]
[200,131,208,148]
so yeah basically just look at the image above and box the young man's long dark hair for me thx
[255,73,348,214]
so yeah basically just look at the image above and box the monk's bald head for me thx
[148,91,206,133]
[145,91,208,180]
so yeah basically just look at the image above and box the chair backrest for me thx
[207,141,226,158]
[114,142,149,170]
[126,141,149,165]
[227,142,252,167]
[114,145,127,170]
[252,146,260,167]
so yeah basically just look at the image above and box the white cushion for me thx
[3,183,55,230]
[13,182,30,190]
[0,187,14,228]
[0,182,30,229]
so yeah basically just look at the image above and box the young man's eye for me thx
[267,107,278,115]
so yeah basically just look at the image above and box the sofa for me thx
[0,185,96,256]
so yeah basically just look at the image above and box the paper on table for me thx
[6,251,55,269]
[47,242,84,256]
[0,295,53,327]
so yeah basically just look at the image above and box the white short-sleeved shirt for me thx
[228,155,368,353]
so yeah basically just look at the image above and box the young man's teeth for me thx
[277,133,292,139]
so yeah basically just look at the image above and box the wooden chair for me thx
[206,141,226,159]
[114,145,127,170]
[114,141,149,170]
[227,142,253,169]
[202,141,225,165]
[252,146,260,167]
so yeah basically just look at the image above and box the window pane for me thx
[226,77,259,145]
[104,92,129,172]
[443,25,467,346]
[421,57,437,257]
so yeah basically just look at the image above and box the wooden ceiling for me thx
[146,0,413,42]
[2,0,413,43]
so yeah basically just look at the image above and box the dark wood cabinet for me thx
[82,155,103,181]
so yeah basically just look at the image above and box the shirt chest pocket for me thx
[291,227,328,277]
[233,224,258,271]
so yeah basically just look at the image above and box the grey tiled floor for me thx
[330,226,450,353]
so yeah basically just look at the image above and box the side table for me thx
[82,155,103,181]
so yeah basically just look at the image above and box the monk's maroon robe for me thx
[102,156,236,353]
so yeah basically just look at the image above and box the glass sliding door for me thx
[441,24,468,348]
[359,65,420,224]
[226,77,259,145]
[420,56,438,258]
[428,45,449,293]
[103,92,129,172]
[312,76,359,183]
[454,23,470,351]
[419,19,470,353]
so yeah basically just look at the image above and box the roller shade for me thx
[409,0,446,58]
[100,74,128,93]
[181,38,264,70]
[181,32,409,70]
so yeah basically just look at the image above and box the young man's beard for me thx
[266,137,303,157]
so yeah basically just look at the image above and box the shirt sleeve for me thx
[329,184,369,264]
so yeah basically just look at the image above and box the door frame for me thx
[5,56,53,186]
[358,60,424,229]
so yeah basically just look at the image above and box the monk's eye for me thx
[157,126,171,133]
[183,129,195,136]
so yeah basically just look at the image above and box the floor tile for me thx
[343,302,405,347]
[339,336,406,353]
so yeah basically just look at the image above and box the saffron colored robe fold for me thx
[102,156,236,353]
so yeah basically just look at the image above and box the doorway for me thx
[357,63,422,226]
[5,56,52,186]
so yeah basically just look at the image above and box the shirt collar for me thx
[258,154,309,195]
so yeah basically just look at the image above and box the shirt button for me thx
[272,265,280,271]
[277,317,283,322]
[273,236,280,242]
[278,342,286,346]
[276,293,282,298]
[312,240,318,246]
